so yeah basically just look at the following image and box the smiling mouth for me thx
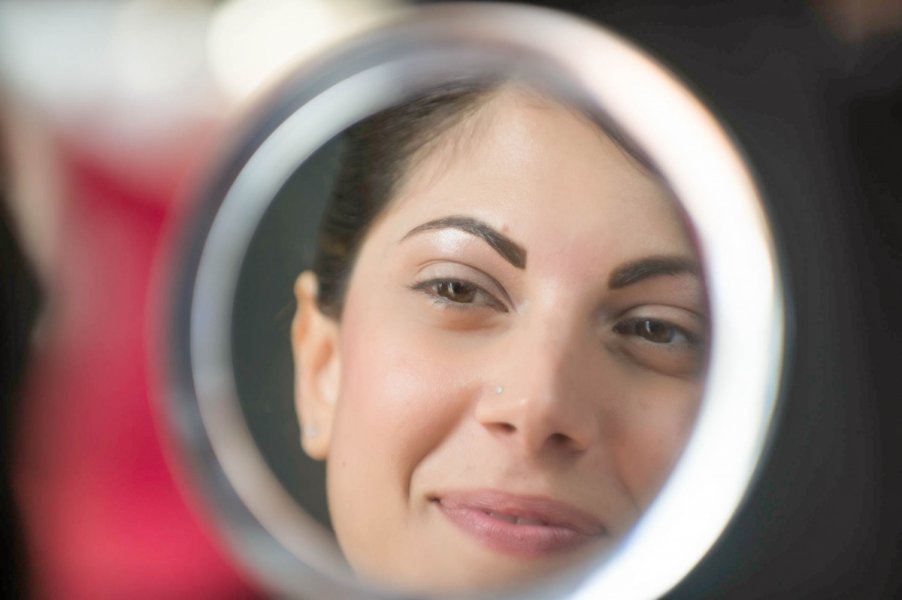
[431,490,607,558]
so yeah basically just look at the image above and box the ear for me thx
[291,271,341,460]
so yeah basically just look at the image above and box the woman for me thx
[291,79,708,593]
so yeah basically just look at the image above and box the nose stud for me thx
[496,385,504,394]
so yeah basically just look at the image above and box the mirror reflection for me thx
[234,76,709,594]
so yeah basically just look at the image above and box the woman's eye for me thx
[410,278,507,312]
[610,315,707,378]
[435,280,477,303]
[614,318,690,345]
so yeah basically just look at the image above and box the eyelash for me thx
[612,317,702,348]
[409,278,508,312]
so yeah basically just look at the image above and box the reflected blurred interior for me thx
[233,135,341,530]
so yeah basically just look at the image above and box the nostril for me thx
[499,423,516,434]
[549,432,570,446]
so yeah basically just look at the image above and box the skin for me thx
[292,87,707,593]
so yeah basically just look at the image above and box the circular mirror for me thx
[163,4,785,598]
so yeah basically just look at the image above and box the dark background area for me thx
[0,199,38,599]
[231,136,344,530]
[485,1,901,598]
[3,1,901,598]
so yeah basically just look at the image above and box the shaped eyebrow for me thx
[608,255,700,289]
[401,215,527,269]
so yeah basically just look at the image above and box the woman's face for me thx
[293,88,707,593]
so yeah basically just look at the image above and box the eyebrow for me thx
[608,255,700,289]
[400,215,527,269]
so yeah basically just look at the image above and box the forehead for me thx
[377,87,693,267]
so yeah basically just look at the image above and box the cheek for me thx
[328,300,482,496]
[325,296,491,574]
[607,377,703,507]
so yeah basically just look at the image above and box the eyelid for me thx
[413,260,515,309]
[608,280,709,322]
[615,304,708,330]
[613,316,703,347]
[409,278,508,312]
[611,306,709,348]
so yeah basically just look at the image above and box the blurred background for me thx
[1,0,900,598]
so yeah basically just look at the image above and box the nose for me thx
[474,321,602,456]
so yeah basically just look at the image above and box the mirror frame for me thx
[163,4,787,598]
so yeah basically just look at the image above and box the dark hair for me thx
[310,78,501,319]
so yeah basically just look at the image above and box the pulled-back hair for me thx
[311,78,501,318]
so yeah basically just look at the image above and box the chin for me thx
[350,538,604,596]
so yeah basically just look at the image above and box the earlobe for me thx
[292,271,341,460]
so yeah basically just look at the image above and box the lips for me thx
[432,489,607,558]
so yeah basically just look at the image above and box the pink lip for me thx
[432,490,607,558]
